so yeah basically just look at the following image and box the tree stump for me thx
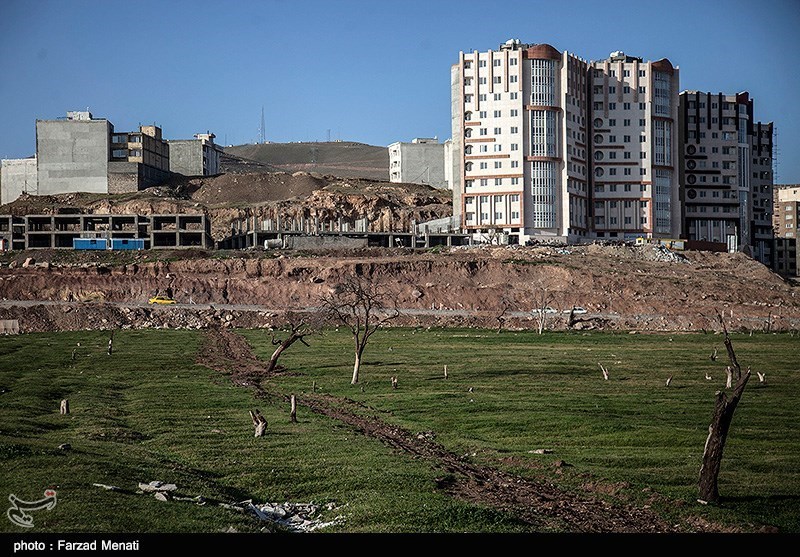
[60,399,69,415]
[290,395,297,423]
[444,365,448,379]
[249,409,267,437]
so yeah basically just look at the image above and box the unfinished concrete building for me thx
[0,213,210,250]
[388,138,448,189]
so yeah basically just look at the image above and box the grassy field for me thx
[1,328,798,533]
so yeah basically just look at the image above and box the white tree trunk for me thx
[352,351,361,385]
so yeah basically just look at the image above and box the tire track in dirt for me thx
[197,328,692,533]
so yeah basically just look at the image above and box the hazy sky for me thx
[1,0,798,182]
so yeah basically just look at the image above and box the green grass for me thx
[1,328,798,533]
[0,330,527,533]
[243,327,800,532]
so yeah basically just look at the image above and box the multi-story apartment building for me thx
[773,185,800,239]
[772,185,799,276]
[679,91,774,264]
[1,111,171,203]
[451,42,680,244]
[451,39,589,244]
[589,52,681,240]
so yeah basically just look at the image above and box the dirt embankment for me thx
[1,245,798,333]
[0,174,451,241]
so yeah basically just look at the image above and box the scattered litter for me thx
[527,449,554,454]
[154,492,170,502]
[58,443,71,451]
[138,481,178,493]
[92,483,121,491]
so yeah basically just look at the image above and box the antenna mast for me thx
[259,106,266,144]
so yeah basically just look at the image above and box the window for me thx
[464,61,472,69]
[712,147,719,153]
[510,92,518,100]
[493,127,501,134]
[625,217,632,224]
[511,211,520,220]
[623,102,631,110]
[624,168,631,175]
[623,69,630,77]
[640,151,646,159]
[594,102,604,110]
[112,134,127,143]
[638,86,646,94]
[623,119,631,126]
[510,109,519,117]
[624,86,631,94]
[594,184,604,192]
[638,70,645,77]
[511,177,519,185]
[479,77,487,85]
[464,145,473,154]
[609,201,618,208]
[510,58,518,66]
[623,135,631,142]
[609,70,616,77]
[510,75,518,83]
[479,60,486,67]
[510,127,518,134]
[609,102,617,110]
[609,119,616,126]
[479,145,488,152]
[494,110,501,117]
[479,128,487,136]
[478,111,486,118]
[112,149,127,158]
[624,151,631,159]
[495,178,503,185]
[494,93,501,100]
[464,77,473,86]
[493,59,501,67]
[480,179,488,186]
[464,94,473,103]
[494,161,502,169]
[609,151,617,159]
[609,184,617,192]
[640,184,647,192]
[479,94,487,101]
[609,135,617,142]
[639,102,646,110]
[494,212,503,220]
[493,76,502,84]
[639,135,646,142]
[712,132,718,139]
[639,119,646,126]
[479,162,488,170]
[494,144,502,152]
[610,217,618,225]
[511,160,519,168]
[640,168,647,175]
[511,143,519,150]
[609,86,616,94]
[609,168,617,175]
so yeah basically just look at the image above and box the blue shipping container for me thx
[73,238,108,250]
[110,238,145,251]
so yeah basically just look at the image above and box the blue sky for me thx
[1,0,798,182]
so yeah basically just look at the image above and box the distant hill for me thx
[225,141,389,181]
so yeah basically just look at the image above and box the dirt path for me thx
[197,328,694,533]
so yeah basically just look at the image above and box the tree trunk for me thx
[266,335,301,374]
[352,349,362,385]
[698,370,751,502]
[290,395,297,423]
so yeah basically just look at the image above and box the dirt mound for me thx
[190,172,326,205]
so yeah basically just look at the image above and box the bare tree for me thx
[264,312,320,374]
[495,294,513,333]
[698,314,752,503]
[530,284,553,335]
[319,275,400,385]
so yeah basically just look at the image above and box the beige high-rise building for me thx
[451,39,589,244]
[774,185,800,239]
[451,42,680,244]
[588,52,681,240]
[679,91,774,264]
